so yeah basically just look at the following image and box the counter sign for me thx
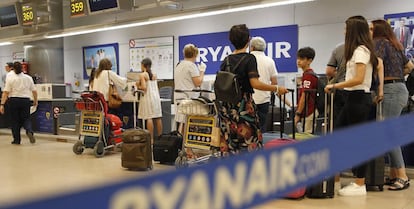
[70,0,87,17]
[21,3,35,26]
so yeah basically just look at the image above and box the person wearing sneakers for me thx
[325,15,379,196]
[0,62,37,144]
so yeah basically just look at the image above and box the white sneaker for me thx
[338,182,367,196]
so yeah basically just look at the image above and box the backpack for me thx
[304,72,326,115]
[214,55,247,104]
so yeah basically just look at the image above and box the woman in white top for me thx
[136,58,162,144]
[91,58,127,109]
[325,15,380,196]
[0,62,38,144]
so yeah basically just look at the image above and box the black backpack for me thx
[304,72,326,115]
[214,55,246,104]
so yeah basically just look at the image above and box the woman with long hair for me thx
[325,15,379,196]
[371,19,414,191]
[91,58,127,105]
[136,58,163,144]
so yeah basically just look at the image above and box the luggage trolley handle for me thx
[174,89,214,98]
[278,89,295,139]
[323,91,334,134]
[133,90,145,129]
[377,101,383,121]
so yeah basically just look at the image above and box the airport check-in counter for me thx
[33,84,78,135]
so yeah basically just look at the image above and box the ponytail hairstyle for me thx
[141,58,153,80]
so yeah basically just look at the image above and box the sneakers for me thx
[338,182,367,196]
[26,131,36,144]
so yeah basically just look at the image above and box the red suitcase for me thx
[263,90,305,199]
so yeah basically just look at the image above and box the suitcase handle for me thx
[278,89,295,139]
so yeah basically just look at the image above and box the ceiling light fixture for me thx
[45,0,315,39]
[0,42,13,46]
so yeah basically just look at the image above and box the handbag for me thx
[107,71,122,108]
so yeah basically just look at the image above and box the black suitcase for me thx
[121,128,152,170]
[153,131,183,164]
[306,92,335,198]
[307,177,335,198]
[365,102,385,191]
[365,156,385,191]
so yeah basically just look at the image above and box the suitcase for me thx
[306,92,335,198]
[291,89,318,140]
[121,128,152,170]
[121,90,152,170]
[365,102,385,191]
[264,90,306,199]
[153,131,183,164]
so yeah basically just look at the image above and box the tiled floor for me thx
[0,131,413,209]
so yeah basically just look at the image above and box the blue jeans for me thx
[383,83,408,169]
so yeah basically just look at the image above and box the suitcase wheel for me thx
[73,140,84,155]
[175,151,188,168]
[94,140,105,158]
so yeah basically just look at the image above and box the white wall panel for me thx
[63,0,414,89]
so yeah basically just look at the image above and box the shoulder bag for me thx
[107,71,122,108]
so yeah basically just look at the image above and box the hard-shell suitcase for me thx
[264,90,306,199]
[365,102,385,191]
[306,92,335,198]
[153,131,183,164]
[121,128,152,170]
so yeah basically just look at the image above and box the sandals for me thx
[388,178,410,191]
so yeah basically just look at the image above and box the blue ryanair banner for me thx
[3,113,414,209]
[178,25,299,74]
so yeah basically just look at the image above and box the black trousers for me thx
[336,90,372,178]
[8,97,31,144]
[256,102,270,133]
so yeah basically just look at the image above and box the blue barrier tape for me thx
[2,113,414,209]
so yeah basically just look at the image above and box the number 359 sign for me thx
[70,0,87,17]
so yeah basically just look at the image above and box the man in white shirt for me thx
[250,37,278,132]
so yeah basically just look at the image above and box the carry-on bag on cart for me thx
[306,92,335,198]
[153,131,183,164]
[121,90,152,170]
[264,90,306,199]
[365,102,385,191]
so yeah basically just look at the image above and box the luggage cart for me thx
[174,89,221,168]
[72,91,123,158]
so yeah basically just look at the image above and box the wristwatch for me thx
[295,112,302,116]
